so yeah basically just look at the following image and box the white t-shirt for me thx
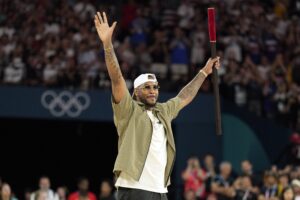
[115,110,168,193]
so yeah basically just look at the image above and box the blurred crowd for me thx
[5,153,300,200]
[181,153,300,200]
[0,176,116,200]
[0,0,299,129]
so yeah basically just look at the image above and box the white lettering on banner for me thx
[41,90,91,117]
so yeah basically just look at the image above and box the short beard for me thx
[140,97,156,108]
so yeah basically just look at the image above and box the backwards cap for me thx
[133,73,157,88]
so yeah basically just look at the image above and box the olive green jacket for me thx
[112,90,182,187]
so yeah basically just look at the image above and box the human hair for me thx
[280,186,295,200]
[77,176,88,185]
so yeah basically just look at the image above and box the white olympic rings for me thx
[41,90,91,117]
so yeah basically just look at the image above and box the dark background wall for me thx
[0,118,118,198]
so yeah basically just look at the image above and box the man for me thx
[211,162,235,200]
[99,179,116,200]
[234,175,257,200]
[30,176,58,200]
[94,11,220,200]
[241,160,261,190]
[68,177,96,200]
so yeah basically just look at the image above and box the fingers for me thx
[211,56,220,63]
[214,57,220,68]
[207,56,220,69]
[97,11,104,24]
[94,15,100,26]
[111,21,117,31]
[103,12,108,24]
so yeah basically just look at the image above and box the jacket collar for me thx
[136,100,160,112]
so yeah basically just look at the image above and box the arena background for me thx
[0,0,299,199]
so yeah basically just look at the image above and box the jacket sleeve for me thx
[162,96,182,120]
[111,89,134,121]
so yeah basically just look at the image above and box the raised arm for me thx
[94,12,127,103]
[177,57,220,109]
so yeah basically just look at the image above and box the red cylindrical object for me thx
[208,8,216,42]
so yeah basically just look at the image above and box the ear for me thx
[134,88,138,100]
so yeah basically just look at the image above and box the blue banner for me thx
[0,86,113,121]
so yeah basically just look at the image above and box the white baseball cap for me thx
[292,179,300,187]
[133,73,158,88]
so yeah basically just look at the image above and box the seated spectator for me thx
[0,182,18,200]
[30,176,58,200]
[56,186,68,200]
[211,162,235,200]
[233,175,258,200]
[68,177,96,200]
[182,156,207,199]
[277,174,290,196]
[241,160,262,189]
[261,172,278,199]
[291,179,300,200]
[280,186,294,200]
[3,57,25,84]
[98,179,115,200]
[148,30,168,79]
[35,191,48,200]
[203,154,217,194]
[169,27,189,81]
[24,188,32,200]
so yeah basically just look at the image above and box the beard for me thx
[139,96,157,107]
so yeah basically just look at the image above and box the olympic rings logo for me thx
[41,90,91,118]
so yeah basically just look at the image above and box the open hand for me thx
[94,12,117,46]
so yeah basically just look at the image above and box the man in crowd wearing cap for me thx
[94,11,220,200]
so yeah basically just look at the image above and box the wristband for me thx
[200,69,208,77]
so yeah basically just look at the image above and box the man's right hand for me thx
[94,11,127,104]
[94,12,117,47]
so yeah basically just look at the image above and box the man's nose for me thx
[149,87,157,93]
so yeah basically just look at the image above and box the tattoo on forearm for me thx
[178,72,206,102]
[104,48,122,84]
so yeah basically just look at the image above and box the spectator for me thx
[177,0,195,30]
[148,30,168,79]
[203,154,217,194]
[278,174,290,196]
[3,57,25,84]
[233,175,258,200]
[99,179,115,200]
[30,176,58,200]
[56,187,68,200]
[35,191,48,200]
[24,189,32,200]
[182,157,207,199]
[68,177,96,200]
[280,186,294,200]
[0,183,18,200]
[169,27,190,81]
[211,162,235,200]
[261,172,278,199]
[291,179,300,200]
[241,160,262,189]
